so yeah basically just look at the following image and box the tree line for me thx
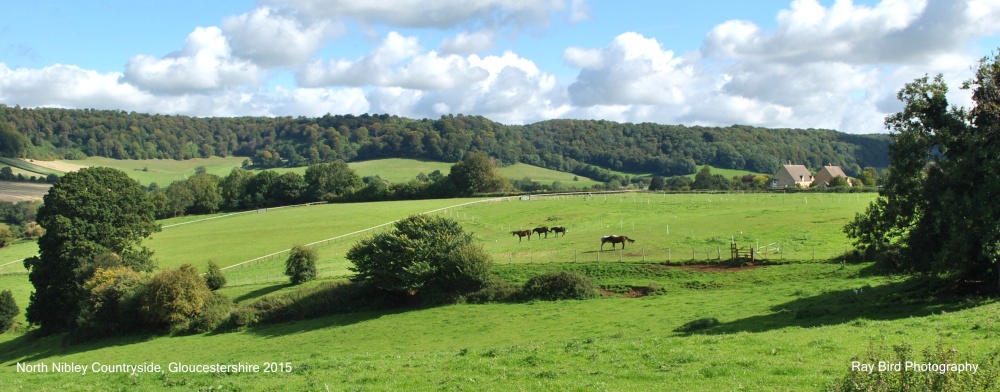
[0,107,889,179]
[145,152,509,219]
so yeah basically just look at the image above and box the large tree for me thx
[346,215,492,302]
[448,152,507,196]
[845,53,1000,288]
[303,161,362,201]
[23,167,159,331]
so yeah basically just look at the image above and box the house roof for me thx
[817,165,847,178]
[779,164,812,180]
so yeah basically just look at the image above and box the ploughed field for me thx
[1,192,997,391]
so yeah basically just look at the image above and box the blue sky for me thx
[2,0,998,133]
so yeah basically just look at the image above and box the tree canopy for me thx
[346,215,492,303]
[23,167,159,331]
[845,52,1000,288]
[0,106,888,179]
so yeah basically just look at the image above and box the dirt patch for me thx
[0,181,51,202]
[29,160,87,172]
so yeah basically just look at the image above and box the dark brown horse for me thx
[549,226,567,237]
[532,226,550,239]
[600,235,635,250]
[511,230,532,242]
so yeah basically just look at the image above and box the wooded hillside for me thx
[0,105,888,177]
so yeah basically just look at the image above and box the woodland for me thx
[0,106,889,182]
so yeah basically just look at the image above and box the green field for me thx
[47,157,604,188]
[57,156,248,186]
[2,192,996,390]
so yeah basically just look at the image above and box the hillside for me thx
[1,194,996,390]
[0,106,889,180]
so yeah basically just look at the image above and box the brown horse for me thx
[549,226,567,237]
[600,235,635,250]
[511,230,532,242]
[532,226,550,239]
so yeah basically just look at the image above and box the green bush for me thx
[347,215,492,303]
[140,264,217,334]
[285,245,318,285]
[521,271,598,301]
[75,266,147,339]
[188,293,232,333]
[0,289,18,333]
[204,260,227,290]
[463,277,521,304]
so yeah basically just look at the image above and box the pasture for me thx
[41,157,604,188]
[1,192,998,391]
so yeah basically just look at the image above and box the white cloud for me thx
[440,30,496,55]
[121,27,261,94]
[222,7,339,67]
[566,32,697,107]
[0,63,151,110]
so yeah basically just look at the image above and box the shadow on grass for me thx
[232,282,293,303]
[0,329,156,365]
[679,275,995,335]
[243,307,412,339]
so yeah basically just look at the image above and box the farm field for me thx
[36,157,604,188]
[2,192,997,391]
[0,181,50,202]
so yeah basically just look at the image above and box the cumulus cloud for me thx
[0,63,151,110]
[566,32,698,107]
[121,26,261,94]
[222,7,339,67]
[440,30,496,55]
[704,0,1000,65]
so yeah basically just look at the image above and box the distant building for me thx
[814,164,853,187]
[770,164,813,188]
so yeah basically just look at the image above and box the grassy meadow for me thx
[34,157,604,189]
[1,192,998,391]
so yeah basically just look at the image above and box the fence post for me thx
[692,248,695,261]
[619,249,622,262]
[642,248,646,262]
[717,246,721,260]
[668,247,671,262]
[597,250,600,263]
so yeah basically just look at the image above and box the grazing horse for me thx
[549,226,567,237]
[511,230,532,243]
[600,235,635,250]
[532,226,550,239]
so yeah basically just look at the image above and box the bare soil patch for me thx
[0,181,51,202]
[29,159,87,172]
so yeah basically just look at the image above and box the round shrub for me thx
[76,266,147,339]
[140,263,215,333]
[285,245,318,285]
[521,271,599,301]
[204,260,227,290]
[0,289,18,333]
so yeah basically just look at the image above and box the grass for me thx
[50,157,606,189]
[1,262,996,390]
[0,158,62,176]
[499,163,604,188]
[58,156,249,186]
[1,192,996,390]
